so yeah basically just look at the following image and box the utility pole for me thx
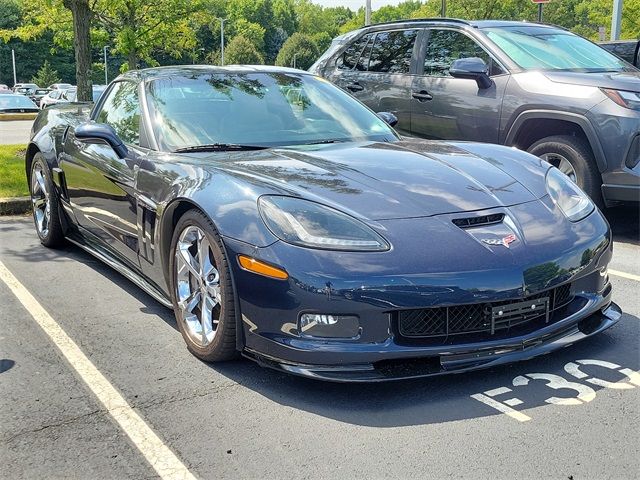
[441,0,447,17]
[218,18,227,66]
[537,3,543,22]
[11,49,17,86]
[292,53,297,69]
[103,46,108,85]
[365,0,371,26]
[611,0,623,40]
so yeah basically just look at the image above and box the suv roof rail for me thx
[369,17,471,27]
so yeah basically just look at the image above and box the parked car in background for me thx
[40,88,68,109]
[15,86,36,96]
[62,85,107,103]
[600,40,640,67]
[48,83,73,90]
[25,66,620,381]
[29,88,51,104]
[311,19,640,206]
[0,84,9,90]
[0,88,13,95]
[0,93,39,113]
[12,83,39,93]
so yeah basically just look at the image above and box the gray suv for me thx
[310,19,640,206]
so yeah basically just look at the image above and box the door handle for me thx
[412,90,433,102]
[346,82,364,92]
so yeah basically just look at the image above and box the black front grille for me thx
[398,283,573,338]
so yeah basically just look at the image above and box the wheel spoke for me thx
[33,197,46,209]
[200,295,212,344]
[178,290,201,314]
[177,243,201,280]
[35,170,48,197]
[197,233,213,277]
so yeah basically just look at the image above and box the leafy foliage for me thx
[224,34,264,65]
[0,0,638,89]
[275,32,319,70]
[30,60,61,86]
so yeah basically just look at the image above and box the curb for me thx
[0,196,31,215]
[0,113,38,121]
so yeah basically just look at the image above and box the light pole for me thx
[365,0,371,26]
[611,0,623,40]
[103,46,108,85]
[292,53,297,69]
[11,49,17,86]
[218,18,227,66]
[441,0,447,17]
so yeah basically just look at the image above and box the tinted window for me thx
[337,34,371,70]
[368,30,417,73]
[95,81,140,145]
[424,29,501,77]
[356,36,374,71]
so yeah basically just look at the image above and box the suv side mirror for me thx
[449,57,493,89]
[377,111,398,127]
[75,122,128,159]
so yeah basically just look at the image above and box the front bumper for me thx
[243,301,620,382]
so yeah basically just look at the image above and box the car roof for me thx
[118,65,310,82]
[344,17,564,34]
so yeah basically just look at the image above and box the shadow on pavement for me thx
[605,206,639,246]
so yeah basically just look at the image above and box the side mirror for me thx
[75,122,128,159]
[449,57,493,89]
[377,111,398,127]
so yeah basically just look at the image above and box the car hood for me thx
[544,70,640,91]
[220,140,543,221]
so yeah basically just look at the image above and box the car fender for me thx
[503,109,608,173]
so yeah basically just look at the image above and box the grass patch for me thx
[0,144,28,198]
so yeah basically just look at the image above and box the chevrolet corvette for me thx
[26,66,621,381]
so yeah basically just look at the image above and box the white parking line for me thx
[609,269,640,282]
[0,260,197,480]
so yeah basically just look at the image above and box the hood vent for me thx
[452,213,504,228]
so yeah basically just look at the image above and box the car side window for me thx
[95,81,140,145]
[423,29,504,77]
[337,34,372,70]
[368,30,417,74]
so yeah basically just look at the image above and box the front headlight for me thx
[545,167,594,222]
[258,195,390,251]
[601,88,640,110]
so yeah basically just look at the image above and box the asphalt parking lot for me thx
[0,209,639,480]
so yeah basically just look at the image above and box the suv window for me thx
[423,29,503,77]
[337,34,372,70]
[95,81,140,145]
[368,30,417,73]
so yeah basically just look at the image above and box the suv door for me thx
[411,28,509,142]
[60,80,144,270]
[327,29,419,135]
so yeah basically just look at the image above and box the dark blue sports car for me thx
[26,66,621,381]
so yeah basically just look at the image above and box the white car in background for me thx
[39,88,69,109]
[48,83,73,90]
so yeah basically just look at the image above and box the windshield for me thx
[145,72,397,151]
[0,95,37,108]
[485,26,632,72]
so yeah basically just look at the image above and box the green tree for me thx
[224,34,264,64]
[31,60,61,86]
[275,32,319,69]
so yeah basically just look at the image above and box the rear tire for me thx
[527,135,603,207]
[29,154,65,248]
[169,209,238,362]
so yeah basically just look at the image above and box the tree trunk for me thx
[128,52,137,71]
[63,0,92,102]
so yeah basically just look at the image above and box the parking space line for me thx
[0,260,197,480]
[609,269,640,282]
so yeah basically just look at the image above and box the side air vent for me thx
[452,213,504,228]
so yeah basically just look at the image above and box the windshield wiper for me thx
[304,139,349,145]
[173,143,268,153]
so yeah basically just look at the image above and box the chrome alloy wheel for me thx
[540,153,577,183]
[174,225,222,347]
[31,163,50,238]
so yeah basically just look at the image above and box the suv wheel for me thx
[527,135,602,206]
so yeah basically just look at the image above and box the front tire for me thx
[527,135,602,206]
[169,210,237,362]
[29,154,65,248]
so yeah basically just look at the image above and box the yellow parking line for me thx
[609,269,640,282]
[0,260,197,480]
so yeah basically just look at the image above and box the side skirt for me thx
[65,234,173,309]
